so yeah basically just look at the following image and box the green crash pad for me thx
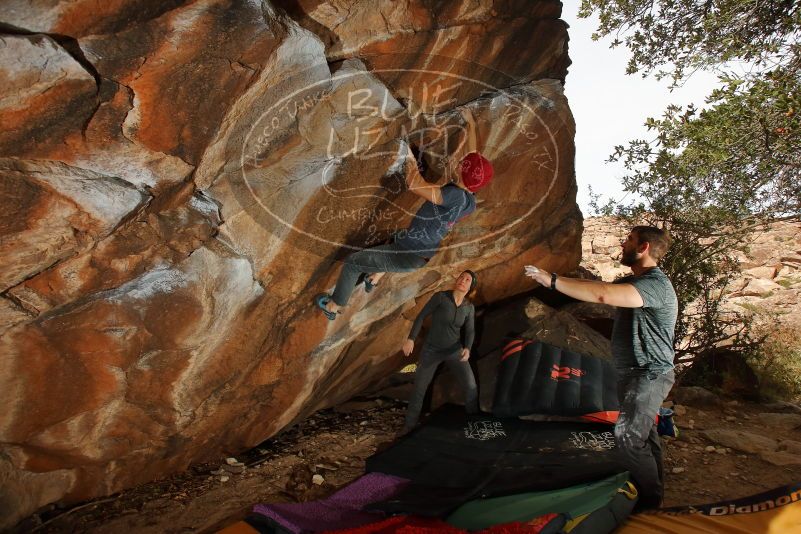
[447,472,631,530]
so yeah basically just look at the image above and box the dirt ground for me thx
[13,396,801,534]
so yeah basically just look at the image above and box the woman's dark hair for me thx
[462,270,478,293]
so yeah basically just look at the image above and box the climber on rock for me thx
[314,143,493,321]
[401,270,480,434]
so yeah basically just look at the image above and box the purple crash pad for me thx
[252,472,409,533]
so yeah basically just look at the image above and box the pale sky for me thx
[560,0,721,215]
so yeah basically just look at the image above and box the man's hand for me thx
[524,265,551,287]
[446,153,463,182]
[404,144,443,205]
[460,348,470,361]
[409,143,429,177]
[402,339,414,357]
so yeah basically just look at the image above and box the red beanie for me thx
[460,152,494,192]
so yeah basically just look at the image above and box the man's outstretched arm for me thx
[525,267,644,308]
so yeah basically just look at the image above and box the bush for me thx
[745,324,801,402]
[776,278,794,289]
[680,348,759,399]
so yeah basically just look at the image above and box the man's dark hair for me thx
[632,226,671,262]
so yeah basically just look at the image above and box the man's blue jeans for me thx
[615,369,675,506]
[330,243,427,307]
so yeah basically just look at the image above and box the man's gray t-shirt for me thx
[611,267,678,373]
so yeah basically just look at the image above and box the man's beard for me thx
[620,248,638,267]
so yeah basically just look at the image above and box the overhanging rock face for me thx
[0,0,581,526]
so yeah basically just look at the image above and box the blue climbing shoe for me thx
[315,293,338,321]
[356,273,376,293]
[364,276,376,293]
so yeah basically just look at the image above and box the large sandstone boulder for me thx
[0,0,580,527]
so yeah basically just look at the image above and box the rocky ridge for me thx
[580,217,801,336]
